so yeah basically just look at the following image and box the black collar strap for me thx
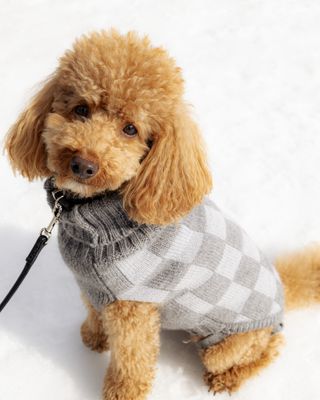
[44,176,106,212]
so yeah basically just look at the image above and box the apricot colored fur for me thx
[101,301,160,400]
[275,245,320,310]
[81,294,109,353]
[201,329,284,394]
[4,30,320,398]
[4,29,212,224]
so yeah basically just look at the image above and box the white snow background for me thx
[1,1,320,399]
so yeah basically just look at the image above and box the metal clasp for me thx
[40,190,64,240]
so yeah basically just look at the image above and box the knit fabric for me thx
[44,178,284,348]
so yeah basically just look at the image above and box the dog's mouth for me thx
[54,175,106,198]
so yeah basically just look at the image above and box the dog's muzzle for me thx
[70,156,99,179]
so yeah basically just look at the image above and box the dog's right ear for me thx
[4,75,57,180]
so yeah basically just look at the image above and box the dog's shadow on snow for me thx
[0,226,204,398]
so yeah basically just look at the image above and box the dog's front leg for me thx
[101,300,160,400]
[81,294,109,353]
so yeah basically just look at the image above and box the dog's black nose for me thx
[70,156,99,179]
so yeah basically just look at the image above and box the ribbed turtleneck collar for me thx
[44,177,161,257]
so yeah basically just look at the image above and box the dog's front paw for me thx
[80,320,109,353]
[103,373,151,400]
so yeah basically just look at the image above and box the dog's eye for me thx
[73,104,90,118]
[123,124,138,137]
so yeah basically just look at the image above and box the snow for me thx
[1,0,320,399]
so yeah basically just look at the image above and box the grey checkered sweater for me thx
[45,182,284,348]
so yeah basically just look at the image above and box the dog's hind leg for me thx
[199,328,284,394]
[80,293,109,353]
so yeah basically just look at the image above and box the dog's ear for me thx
[122,103,213,225]
[4,75,56,180]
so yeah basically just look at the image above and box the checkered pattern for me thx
[112,199,284,346]
[46,178,284,349]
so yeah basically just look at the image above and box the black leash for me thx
[0,189,64,313]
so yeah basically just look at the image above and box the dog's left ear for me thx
[122,103,213,225]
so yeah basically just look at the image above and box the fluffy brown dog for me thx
[5,30,320,399]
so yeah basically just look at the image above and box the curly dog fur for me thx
[5,30,320,398]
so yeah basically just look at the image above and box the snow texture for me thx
[1,1,320,399]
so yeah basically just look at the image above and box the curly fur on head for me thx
[5,29,212,225]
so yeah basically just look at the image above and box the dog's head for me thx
[5,30,212,224]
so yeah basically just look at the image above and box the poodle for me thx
[5,30,320,399]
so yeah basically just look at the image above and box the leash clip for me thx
[40,190,64,240]
[0,186,65,313]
